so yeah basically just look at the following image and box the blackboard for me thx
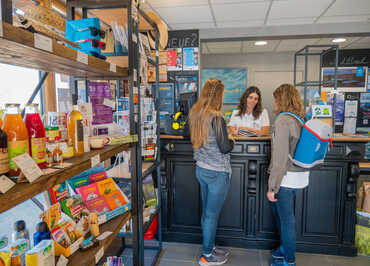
[323,49,370,67]
[167,29,199,49]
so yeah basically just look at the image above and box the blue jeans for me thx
[270,187,299,263]
[196,166,230,255]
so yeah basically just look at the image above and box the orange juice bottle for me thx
[68,105,84,156]
[2,104,29,176]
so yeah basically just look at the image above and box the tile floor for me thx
[154,242,370,266]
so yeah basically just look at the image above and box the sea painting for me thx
[201,68,247,104]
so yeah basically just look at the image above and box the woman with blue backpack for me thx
[268,83,309,266]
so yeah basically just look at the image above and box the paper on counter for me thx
[0,175,15,193]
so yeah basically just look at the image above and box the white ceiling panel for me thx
[155,6,213,24]
[316,37,362,48]
[207,48,242,54]
[275,38,320,52]
[269,0,332,19]
[325,0,370,16]
[346,37,370,49]
[267,17,315,26]
[217,20,264,28]
[207,41,242,49]
[170,22,215,30]
[243,40,280,53]
[317,15,370,24]
[212,1,270,21]
[146,0,209,7]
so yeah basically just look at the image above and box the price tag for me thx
[110,63,117,73]
[95,247,104,263]
[13,153,43,183]
[132,34,137,43]
[0,175,15,194]
[77,51,88,64]
[98,214,107,225]
[59,142,69,153]
[103,98,115,109]
[133,87,138,94]
[155,51,159,57]
[56,255,68,266]
[34,33,52,52]
[96,231,113,241]
[0,22,3,37]
[91,154,100,168]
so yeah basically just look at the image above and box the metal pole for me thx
[304,47,308,110]
[293,53,297,86]
[155,27,162,250]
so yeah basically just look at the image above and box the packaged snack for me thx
[25,240,54,266]
[76,183,100,202]
[47,182,70,205]
[60,195,90,235]
[67,176,90,191]
[51,225,71,249]
[104,190,127,210]
[42,203,62,230]
[85,197,111,215]
[88,171,107,183]
[0,249,11,266]
[97,178,117,196]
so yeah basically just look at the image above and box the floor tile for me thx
[157,259,195,266]
[160,244,199,261]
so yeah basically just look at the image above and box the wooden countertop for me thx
[160,134,370,142]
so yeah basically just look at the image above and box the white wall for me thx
[200,51,320,120]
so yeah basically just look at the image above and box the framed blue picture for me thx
[201,68,247,104]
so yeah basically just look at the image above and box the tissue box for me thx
[25,240,54,266]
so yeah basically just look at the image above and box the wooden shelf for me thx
[0,22,128,78]
[0,143,132,213]
[67,211,131,266]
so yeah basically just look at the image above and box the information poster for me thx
[183,47,199,71]
[357,92,370,132]
[88,81,113,125]
[167,48,182,71]
[176,76,198,97]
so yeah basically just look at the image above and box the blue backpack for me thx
[276,112,333,169]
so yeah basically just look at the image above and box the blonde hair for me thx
[189,78,224,149]
[273,83,304,118]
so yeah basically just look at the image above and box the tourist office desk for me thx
[159,135,370,256]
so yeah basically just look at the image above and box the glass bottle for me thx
[24,104,47,169]
[53,137,63,164]
[2,104,29,176]
[68,105,84,156]
[0,128,8,175]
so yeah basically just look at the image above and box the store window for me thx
[0,63,41,109]
[0,63,45,245]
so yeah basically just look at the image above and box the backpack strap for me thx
[275,112,305,125]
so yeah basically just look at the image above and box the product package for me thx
[76,183,100,202]
[60,195,90,235]
[97,178,117,196]
[88,171,107,183]
[85,196,111,215]
[25,240,54,266]
[104,190,128,210]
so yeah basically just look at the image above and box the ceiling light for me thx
[332,38,346,43]
[254,41,268,46]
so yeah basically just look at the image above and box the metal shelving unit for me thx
[294,44,339,123]
[66,1,162,265]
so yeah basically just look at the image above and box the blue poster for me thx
[183,47,199,71]
[201,68,247,104]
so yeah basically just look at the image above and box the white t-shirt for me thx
[228,108,270,130]
[280,171,309,189]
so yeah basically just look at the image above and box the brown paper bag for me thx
[363,182,370,213]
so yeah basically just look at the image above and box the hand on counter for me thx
[228,126,238,136]
[267,192,277,202]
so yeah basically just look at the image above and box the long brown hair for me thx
[237,86,263,120]
[273,83,304,118]
[189,78,225,149]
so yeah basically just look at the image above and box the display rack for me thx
[0,0,162,265]
[294,44,339,111]
[65,1,162,266]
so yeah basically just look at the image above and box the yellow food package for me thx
[25,240,54,266]
[0,250,11,266]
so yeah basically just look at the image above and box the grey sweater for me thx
[194,117,234,173]
[268,114,306,193]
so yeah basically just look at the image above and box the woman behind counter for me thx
[228,86,270,136]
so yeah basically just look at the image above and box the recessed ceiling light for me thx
[254,41,268,46]
[332,38,346,43]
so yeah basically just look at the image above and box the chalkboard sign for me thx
[167,30,199,49]
[323,49,370,67]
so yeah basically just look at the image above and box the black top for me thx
[212,116,234,154]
